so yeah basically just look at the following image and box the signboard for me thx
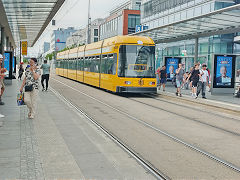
[136,25,142,32]
[165,57,181,80]
[22,41,28,55]
[135,25,149,33]
[4,52,13,79]
[213,54,236,88]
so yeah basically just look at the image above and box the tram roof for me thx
[1,0,65,47]
[133,4,240,43]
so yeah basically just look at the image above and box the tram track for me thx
[126,96,240,137]
[49,87,168,180]
[146,94,240,122]
[51,77,240,175]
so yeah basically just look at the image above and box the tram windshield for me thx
[118,45,155,78]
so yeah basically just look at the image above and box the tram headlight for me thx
[125,81,132,85]
[149,82,155,85]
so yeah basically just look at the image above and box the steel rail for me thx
[50,87,168,180]
[127,96,240,137]
[51,77,240,174]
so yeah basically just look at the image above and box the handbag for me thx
[17,93,25,106]
[25,84,33,92]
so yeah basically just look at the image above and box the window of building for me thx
[128,14,141,34]
[94,37,98,42]
[94,29,98,36]
[136,2,141,10]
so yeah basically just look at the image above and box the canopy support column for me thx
[194,37,199,63]
[0,27,4,55]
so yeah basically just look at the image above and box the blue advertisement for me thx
[4,52,10,78]
[215,56,232,87]
[166,58,180,80]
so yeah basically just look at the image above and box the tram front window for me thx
[118,45,155,78]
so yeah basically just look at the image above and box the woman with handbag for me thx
[20,58,40,119]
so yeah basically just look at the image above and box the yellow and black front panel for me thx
[115,44,157,93]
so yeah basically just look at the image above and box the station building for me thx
[99,0,142,40]
[140,0,240,72]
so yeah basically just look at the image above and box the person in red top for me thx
[0,54,6,106]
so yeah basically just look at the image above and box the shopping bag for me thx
[17,93,25,106]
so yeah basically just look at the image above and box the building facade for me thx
[66,18,104,48]
[51,27,76,52]
[43,42,50,53]
[99,0,141,40]
[140,0,240,73]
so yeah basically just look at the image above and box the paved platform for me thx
[0,80,155,179]
[157,83,240,112]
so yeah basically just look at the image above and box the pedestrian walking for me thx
[207,67,211,92]
[18,64,24,80]
[0,54,6,105]
[196,64,209,99]
[188,64,201,98]
[40,60,50,91]
[159,65,167,91]
[20,58,40,119]
[156,67,161,89]
[175,63,185,97]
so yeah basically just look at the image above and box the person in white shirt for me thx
[196,64,209,99]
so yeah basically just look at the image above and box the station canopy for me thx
[1,0,65,47]
[133,4,240,44]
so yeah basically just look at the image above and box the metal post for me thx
[20,41,22,63]
[6,36,9,51]
[87,0,91,44]
[194,37,199,64]
[0,27,4,55]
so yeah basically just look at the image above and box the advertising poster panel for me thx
[213,55,236,88]
[165,57,181,80]
[4,52,10,78]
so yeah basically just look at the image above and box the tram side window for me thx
[60,60,63,68]
[95,56,100,73]
[101,55,108,74]
[73,59,77,70]
[89,57,95,72]
[78,57,84,71]
[69,60,72,70]
[84,57,90,72]
[101,54,117,75]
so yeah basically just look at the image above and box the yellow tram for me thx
[56,35,157,93]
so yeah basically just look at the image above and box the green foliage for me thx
[45,52,56,61]
[23,58,28,63]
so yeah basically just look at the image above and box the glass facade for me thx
[141,0,240,79]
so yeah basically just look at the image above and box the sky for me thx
[28,0,128,56]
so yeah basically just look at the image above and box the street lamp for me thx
[87,0,91,44]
